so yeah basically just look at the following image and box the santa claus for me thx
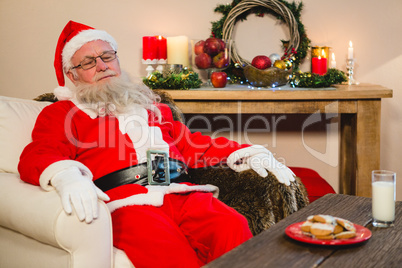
[18,21,295,267]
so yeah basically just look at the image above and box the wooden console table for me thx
[160,83,393,197]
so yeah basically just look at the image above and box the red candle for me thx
[311,56,328,75]
[142,36,157,61]
[155,35,167,60]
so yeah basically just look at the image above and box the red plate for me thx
[285,222,372,245]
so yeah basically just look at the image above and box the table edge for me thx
[157,83,392,101]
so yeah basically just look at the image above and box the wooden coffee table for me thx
[205,194,401,267]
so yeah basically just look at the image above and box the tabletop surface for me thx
[205,194,401,268]
[162,83,393,101]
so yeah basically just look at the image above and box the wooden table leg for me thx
[340,100,381,197]
[340,113,357,195]
[355,100,381,197]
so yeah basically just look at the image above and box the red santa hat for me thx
[53,20,118,100]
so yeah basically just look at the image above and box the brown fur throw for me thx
[153,90,184,123]
[189,165,309,235]
[34,93,58,102]
[35,90,309,235]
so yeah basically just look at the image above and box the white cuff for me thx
[39,160,93,191]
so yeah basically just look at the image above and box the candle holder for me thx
[162,64,182,78]
[156,59,167,73]
[346,59,359,85]
[311,46,330,75]
[142,35,167,76]
[142,59,157,76]
[311,46,330,60]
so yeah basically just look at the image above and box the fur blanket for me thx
[189,165,308,235]
[35,91,309,235]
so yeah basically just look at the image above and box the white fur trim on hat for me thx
[62,29,118,71]
[54,85,74,101]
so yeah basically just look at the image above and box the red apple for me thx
[251,55,272,70]
[212,52,229,69]
[210,72,227,88]
[218,39,226,50]
[195,53,212,69]
[204,37,222,56]
[194,40,205,55]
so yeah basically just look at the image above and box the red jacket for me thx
[19,100,248,187]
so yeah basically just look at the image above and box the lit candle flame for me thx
[332,53,335,61]
[349,41,353,48]
[321,49,326,58]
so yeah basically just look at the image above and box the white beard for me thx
[73,71,167,163]
[74,71,159,116]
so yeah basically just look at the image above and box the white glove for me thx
[227,145,296,186]
[51,167,110,223]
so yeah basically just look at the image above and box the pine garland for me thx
[143,69,202,90]
[289,68,347,88]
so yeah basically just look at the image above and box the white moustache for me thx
[93,70,118,82]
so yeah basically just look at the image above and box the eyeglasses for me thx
[71,50,117,70]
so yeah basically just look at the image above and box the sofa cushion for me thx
[290,167,336,202]
[0,96,51,173]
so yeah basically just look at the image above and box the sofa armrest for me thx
[0,173,113,268]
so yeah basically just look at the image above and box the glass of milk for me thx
[372,170,396,227]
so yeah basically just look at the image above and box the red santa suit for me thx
[18,99,253,267]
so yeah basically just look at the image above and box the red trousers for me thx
[111,192,252,268]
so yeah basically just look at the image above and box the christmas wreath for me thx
[211,0,310,78]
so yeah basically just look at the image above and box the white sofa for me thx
[0,96,134,268]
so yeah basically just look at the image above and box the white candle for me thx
[348,41,353,60]
[372,181,395,222]
[330,53,336,68]
[167,36,189,66]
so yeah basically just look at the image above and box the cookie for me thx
[313,214,335,224]
[301,221,313,232]
[299,215,357,240]
[310,223,335,236]
[336,217,356,232]
[314,234,335,240]
[333,224,344,234]
[302,231,313,237]
[335,231,356,239]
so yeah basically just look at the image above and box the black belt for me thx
[94,156,192,192]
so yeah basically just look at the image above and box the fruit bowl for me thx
[243,65,291,87]
[191,38,231,86]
